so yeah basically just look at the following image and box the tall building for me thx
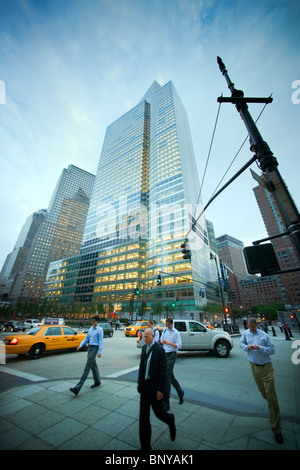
[216,234,248,281]
[3,165,95,305]
[42,81,220,316]
[0,209,47,299]
[253,182,300,307]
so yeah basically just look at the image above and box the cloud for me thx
[0,0,299,269]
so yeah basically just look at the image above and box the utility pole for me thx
[217,57,300,258]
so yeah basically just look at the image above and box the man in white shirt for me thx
[160,317,184,410]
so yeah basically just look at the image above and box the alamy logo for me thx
[291,340,300,365]
[291,80,300,104]
[95,198,206,252]
[0,80,6,104]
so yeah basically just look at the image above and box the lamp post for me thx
[210,252,227,324]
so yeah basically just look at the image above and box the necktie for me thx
[145,346,151,380]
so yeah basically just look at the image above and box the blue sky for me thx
[0,0,299,270]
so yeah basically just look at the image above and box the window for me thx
[45,327,61,336]
[190,322,206,333]
[62,327,76,335]
[174,321,187,332]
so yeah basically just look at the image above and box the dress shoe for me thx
[70,387,78,396]
[179,390,184,404]
[169,414,176,442]
[91,382,101,388]
[274,433,284,444]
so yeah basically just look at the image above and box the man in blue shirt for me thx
[240,318,283,444]
[70,315,103,395]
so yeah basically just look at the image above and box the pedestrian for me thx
[147,320,160,343]
[240,318,283,444]
[70,315,103,396]
[137,328,176,450]
[160,317,184,410]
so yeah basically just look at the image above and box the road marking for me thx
[0,366,46,382]
[106,365,139,378]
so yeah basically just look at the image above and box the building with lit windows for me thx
[42,81,221,317]
[253,182,300,307]
[3,165,95,305]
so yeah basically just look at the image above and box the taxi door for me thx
[62,326,80,349]
[44,326,64,350]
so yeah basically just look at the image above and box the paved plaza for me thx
[0,328,299,451]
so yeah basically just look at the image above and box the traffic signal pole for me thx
[217,57,300,257]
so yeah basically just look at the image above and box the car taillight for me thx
[9,338,18,345]
[138,332,142,341]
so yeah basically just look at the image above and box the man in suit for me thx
[137,328,176,451]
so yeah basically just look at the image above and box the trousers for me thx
[139,380,174,450]
[250,361,281,433]
[163,351,183,407]
[74,345,101,392]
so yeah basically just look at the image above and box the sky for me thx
[0,0,299,270]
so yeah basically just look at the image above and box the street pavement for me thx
[0,326,299,451]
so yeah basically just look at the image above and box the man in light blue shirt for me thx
[70,315,103,395]
[240,318,283,444]
[160,317,184,410]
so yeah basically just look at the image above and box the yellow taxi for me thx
[124,320,148,337]
[202,322,214,330]
[4,324,87,359]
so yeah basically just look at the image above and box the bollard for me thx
[271,326,277,337]
[283,326,291,341]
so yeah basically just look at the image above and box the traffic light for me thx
[224,307,230,314]
[157,274,161,285]
[134,288,140,295]
[181,240,191,260]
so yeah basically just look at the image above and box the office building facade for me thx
[216,234,248,281]
[42,81,220,316]
[253,182,300,307]
[3,165,95,305]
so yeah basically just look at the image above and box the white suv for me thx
[137,319,234,358]
[24,319,41,329]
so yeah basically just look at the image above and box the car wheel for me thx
[29,343,45,359]
[214,340,230,358]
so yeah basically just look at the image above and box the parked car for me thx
[81,322,114,338]
[2,321,26,333]
[24,319,41,329]
[137,319,234,358]
[124,320,148,337]
[4,325,87,359]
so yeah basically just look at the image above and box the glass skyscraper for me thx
[42,82,220,316]
[4,165,95,305]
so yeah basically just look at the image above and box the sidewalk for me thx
[0,331,299,451]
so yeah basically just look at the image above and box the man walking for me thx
[137,328,176,451]
[240,318,283,444]
[160,317,184,410]
[70,315,103,395]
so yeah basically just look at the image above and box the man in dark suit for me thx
[137,328,176,451]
